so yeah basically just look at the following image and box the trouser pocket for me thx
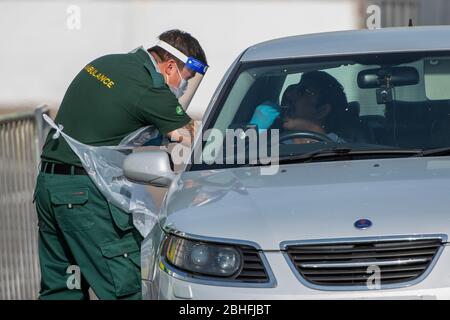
[33,172,44,204]
[50,188,94,232]
[101,233,141,297]
[108,201,135,232]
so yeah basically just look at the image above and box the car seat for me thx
[337,101,371,143]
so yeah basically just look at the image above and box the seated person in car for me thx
[280,71,348,144]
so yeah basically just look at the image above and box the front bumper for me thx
[143,247,450,299]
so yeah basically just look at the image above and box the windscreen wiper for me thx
[278,147,422,164]
[417,147,450,157]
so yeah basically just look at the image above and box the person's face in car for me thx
[282,83,331,131]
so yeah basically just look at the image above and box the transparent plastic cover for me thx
[43,114,161,238]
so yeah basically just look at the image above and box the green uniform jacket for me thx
[41,47,191,167]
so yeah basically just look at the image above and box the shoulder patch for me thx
[175,105,184,115]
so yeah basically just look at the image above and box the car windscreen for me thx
[191,51,450,170]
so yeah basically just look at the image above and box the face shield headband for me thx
[155,40,208,111]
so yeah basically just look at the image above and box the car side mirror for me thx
[123,150,174,187]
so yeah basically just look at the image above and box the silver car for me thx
[126,26,450,299]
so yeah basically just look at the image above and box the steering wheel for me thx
[279,130,334,144]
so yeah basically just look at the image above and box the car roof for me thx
[241,26,450,62]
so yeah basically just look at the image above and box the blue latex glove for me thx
[249,101,280,133]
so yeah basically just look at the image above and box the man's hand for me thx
[167,121,196,146]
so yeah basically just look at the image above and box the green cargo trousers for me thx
[34,170,143,300]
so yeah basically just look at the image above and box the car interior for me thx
[225,56,450,151]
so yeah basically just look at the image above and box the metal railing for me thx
[0,105,49,300]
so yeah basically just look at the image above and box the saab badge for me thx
[354,218,372,230]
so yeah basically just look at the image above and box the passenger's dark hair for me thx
[148,29,207,69]
[299,71,348,134]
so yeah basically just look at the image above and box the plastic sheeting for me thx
[43,114,160,238]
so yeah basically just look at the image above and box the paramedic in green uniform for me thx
[34,29,208,300]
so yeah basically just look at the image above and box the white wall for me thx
[0,0,359,119]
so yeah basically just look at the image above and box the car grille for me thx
[234,246,270,283]
[285,237,444,288]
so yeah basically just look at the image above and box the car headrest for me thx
[346,101,360,116]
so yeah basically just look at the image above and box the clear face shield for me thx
[156,40,208,110]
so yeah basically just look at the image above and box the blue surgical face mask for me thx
[168,66,188,99]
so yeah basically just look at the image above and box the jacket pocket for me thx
[50,188,94,231]
[101,234,141,297]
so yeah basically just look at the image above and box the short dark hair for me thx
[148,29,207,69]
[299,71,348,133]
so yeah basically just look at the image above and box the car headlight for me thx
[162,235,242,277]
